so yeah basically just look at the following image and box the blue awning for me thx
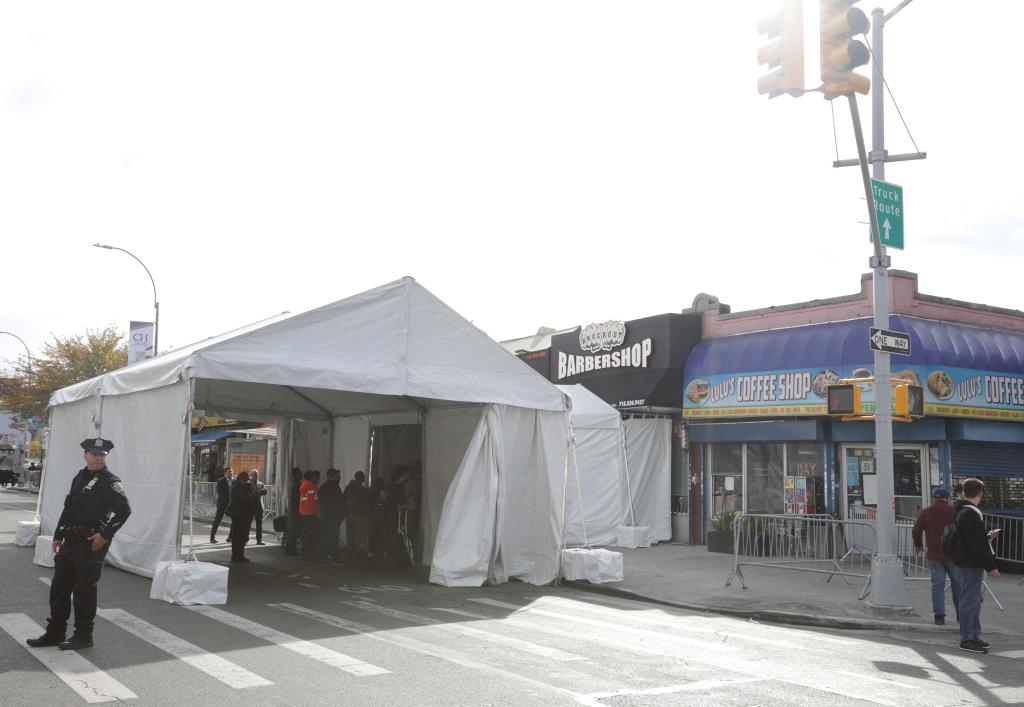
[190,431,234,446]
[685,316,1024,377]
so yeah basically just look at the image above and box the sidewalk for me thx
[567,542,1024,634]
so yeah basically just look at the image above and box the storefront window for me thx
[842,445,926,520]
[709,444,742,519]
[746,443,784,514]
[786,442,825,514]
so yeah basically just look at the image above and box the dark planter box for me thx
[706,530,734,554]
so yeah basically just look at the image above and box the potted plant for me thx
[707,509,737,554]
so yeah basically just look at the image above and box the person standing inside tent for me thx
[299,470,321,561]
[228,471,256,563]
[344,471,371,562]
[27,438,131,651]
[249,469,267,545]
[284,467,302,556]
[210,467,231,543]
[313,468,347,565]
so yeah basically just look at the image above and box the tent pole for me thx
[184,376,197,561]
[621,425,638,527]
[569,425,589,548]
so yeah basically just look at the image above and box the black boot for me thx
[26,631,66,648]
[59,632,94,651]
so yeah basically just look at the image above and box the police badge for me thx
[111,481,126,496]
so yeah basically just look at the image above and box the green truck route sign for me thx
[870,178,904,250]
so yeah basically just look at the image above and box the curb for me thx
[564,580,964,633]
[1,486,39,495]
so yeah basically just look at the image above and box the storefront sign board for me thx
[684,363,1024,421]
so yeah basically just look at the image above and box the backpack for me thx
[940,509,962,556]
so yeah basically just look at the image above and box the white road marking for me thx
[468,598,901,707]
[541,596,805,650]
[297,583,320,589]
[98,609,271,689]
[834,669,920,690]
[992,649,1024,659]
[587,677,763,699]
[185,605,387,677]
[343,599,587,662]
[269,603,607,705]
[0,613,138,704]
[578,593,860,646]
[39,577,52,586]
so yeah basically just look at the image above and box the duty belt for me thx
[61,525,97,542]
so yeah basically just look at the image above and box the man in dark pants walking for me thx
[27,438,131,651]
[314,468,347,565]
[210,467,231,543]
[953,478,1001,654]
[912,487,962,625]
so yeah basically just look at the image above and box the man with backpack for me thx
[912,488,962,625]
[950,478,1001,654]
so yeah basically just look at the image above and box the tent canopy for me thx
[43,278,571,584]
[556,384,621,430]
[52,277,566,416]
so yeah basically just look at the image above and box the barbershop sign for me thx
[553,320,657,381]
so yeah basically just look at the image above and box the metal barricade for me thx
[726,514,876,593]
[188,481,218,519]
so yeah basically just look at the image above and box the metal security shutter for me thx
[951,442,1024,478]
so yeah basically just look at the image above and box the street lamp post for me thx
[92,244,160,357]
[0,331,31,364]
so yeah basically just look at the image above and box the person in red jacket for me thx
[298,470,321,561]
[912,487,963,625]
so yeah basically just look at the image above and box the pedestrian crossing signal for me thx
[827,384,861,415]
[895,384,924,418]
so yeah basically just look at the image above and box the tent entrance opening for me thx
[366,424,423,566]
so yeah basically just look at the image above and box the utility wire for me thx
[862,33,922,154]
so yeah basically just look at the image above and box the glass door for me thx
[841,444,928,520]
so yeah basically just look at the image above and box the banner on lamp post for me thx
[128,321,155,365]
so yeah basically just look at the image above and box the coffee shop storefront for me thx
[683,315,1024,542]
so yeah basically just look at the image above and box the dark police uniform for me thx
[28,438,131,650]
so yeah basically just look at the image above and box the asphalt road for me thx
[2,489,1023,706]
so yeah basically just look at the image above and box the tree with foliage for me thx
[0,326,127,420]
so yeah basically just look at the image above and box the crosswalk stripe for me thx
[341,599,587,663]
[0,613,138,704]
[97,609,271,689]
[466,598,901,707]
[579,593,860,646]
[537,596,806,650]
[185,605,388,677]
[39,577,51,586]
[269,603,608,704]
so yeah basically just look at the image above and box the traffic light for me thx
[895,384,924,418]
[819,0,871,99]
[757,0,804,98]
[827,384,861,415]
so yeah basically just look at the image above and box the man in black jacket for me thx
[953,478,1000,654]
[314,468,347,565]
[27,438,131,651]
[210,467,231,543]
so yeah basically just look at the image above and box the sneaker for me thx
[978,639,991,648]
[959,640,988,654]
[230,557,251,564]
[255,541,266,546]
[934,614,945,626]
[59,634,94,651]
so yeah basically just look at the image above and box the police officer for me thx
[27,438,131,651]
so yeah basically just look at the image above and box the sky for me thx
[2,1,1022,370]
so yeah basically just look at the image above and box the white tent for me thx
[558,385,624,548]
[556,386,672,547]
[42,278,571,586]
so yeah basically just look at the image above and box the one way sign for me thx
[869,327,911,355]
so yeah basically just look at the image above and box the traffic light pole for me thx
[845,68,910,613]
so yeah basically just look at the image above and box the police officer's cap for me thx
[81,437,115,454]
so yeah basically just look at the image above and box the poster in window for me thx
[863,474,879,506]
